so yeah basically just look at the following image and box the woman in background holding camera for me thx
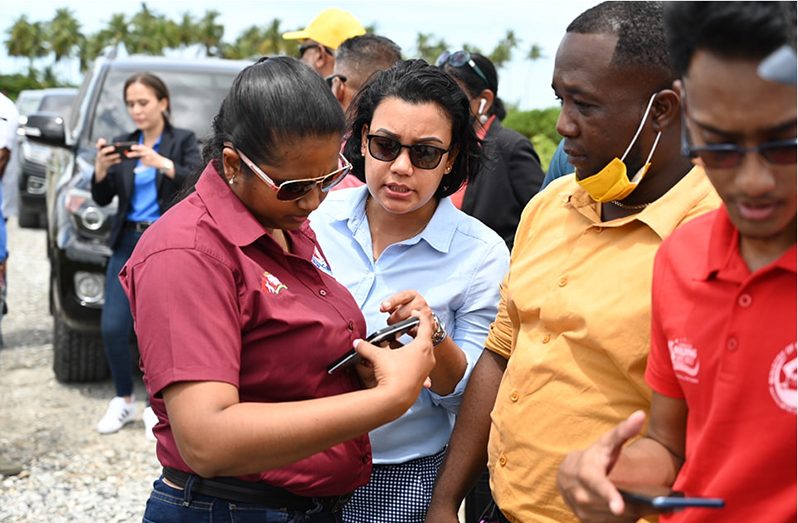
[311,60,509,522]
[91,72,200,438]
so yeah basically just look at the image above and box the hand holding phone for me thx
[615,483,724,512]
[327,317,421,374]
[111,141,136,156]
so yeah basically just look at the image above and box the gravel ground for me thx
[0,218,159,522]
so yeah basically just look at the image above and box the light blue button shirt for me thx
[310,186,509,463]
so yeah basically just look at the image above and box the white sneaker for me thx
[143,406,158,442]
[97,396,137,434]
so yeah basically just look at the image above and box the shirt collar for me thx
[566,165,717,239]
[195,162,316,256]
[702,205,797,281]
[328,185,460,254]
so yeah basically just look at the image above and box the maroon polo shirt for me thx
[120,162,371,496]
[647,207,796,522]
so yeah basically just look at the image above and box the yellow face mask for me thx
[576,93,662,203]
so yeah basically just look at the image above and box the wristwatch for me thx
[430,312,447,347]
[159,159,174,176]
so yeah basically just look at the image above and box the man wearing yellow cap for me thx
[283,7,366,77]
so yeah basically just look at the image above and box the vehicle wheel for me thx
[52,313,109,383]
[18,208,40,228]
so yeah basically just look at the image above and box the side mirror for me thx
[22,112,66,147]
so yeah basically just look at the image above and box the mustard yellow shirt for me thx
[486,167,720,523]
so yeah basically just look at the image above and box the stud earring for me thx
[479,114,489,125]
[228,176,236,186]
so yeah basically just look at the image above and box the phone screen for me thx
[327,317,421,374]
[112,141,136,155]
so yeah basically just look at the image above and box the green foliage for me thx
[531,134,558,172]
[502,107,561,144]
[0,72,73,100]
[502,107,561,172]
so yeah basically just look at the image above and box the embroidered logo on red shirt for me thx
[261,271,287,295]
[311,246,332,276]
[668,338,700,384]
[769,342,797,414]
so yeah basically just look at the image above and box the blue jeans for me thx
[143,477,343,523]
[101,228,141,397]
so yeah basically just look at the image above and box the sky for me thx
[2,0,597,110]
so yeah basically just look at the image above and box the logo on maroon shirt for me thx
[668,338,700,384]
[261,271,287,295]
[769,342,797,414]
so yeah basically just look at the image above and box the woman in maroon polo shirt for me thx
[119,57,436,522]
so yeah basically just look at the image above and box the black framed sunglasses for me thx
[224,142,352,201]
[298,43,333,58]
[366,134,451,170]
[325,74,347,88]
[435,50,490,86]
[684,140,797,169]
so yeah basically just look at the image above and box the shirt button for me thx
[542,334,551,344]
[347,321,354,331]
[726,337,738,352]
[319,289,327,297]
[499,454,507,466]
[558,277,568,287]
[510,391,520,402]
[738,294,752,307]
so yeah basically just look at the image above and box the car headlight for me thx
[74,271,105,306]
[21,140,51,165]
[65,188,107,234]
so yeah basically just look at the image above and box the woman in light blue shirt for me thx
[311,60,509,522]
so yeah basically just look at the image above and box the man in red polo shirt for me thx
[556,2,796,522]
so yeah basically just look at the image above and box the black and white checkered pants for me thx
[342,448,446,523]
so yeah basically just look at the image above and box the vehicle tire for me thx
[52,313,109,383]
[18,208,40,228]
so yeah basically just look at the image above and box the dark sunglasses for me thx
[435,50,490,86]
[682,138,797,169]
[325,74,347,88]
[366,134,450,170]
[224,143,352,201]
[298,43,333,58]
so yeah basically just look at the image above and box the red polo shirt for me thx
[646,207,797,522]
[120,162,371,496]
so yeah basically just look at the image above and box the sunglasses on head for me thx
[435,50,490,87]
[224,143,352,201]
[366,134,451,170]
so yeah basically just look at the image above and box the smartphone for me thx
[327,316,421,374]
[110,141,136,156]
[615,483,725,511]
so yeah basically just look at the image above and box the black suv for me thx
[16,87,78,228]
[25,52,249,382]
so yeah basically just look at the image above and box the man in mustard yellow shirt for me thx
[426,3,720,523]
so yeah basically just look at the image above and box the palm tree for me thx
[5,16,48,72]
[415,33,448,65]
[196,10,224,57]
[224,25,263,59]
[527,44,544,62]
[100,13,130,47]
[489,30,519,68]
[47,8,83,63]
[79,32,109,71]
[176,13,196,48]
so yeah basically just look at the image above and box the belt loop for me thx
[182,474,197,507]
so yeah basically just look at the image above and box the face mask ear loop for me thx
[621,92,658,162]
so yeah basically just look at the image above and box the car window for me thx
[40,94,76,116]
[90,68,240,146]
[16,92,44,116]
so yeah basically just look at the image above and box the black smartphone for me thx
[327,316,421,374]
[110,141,136,156]
[615,483,725,511]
